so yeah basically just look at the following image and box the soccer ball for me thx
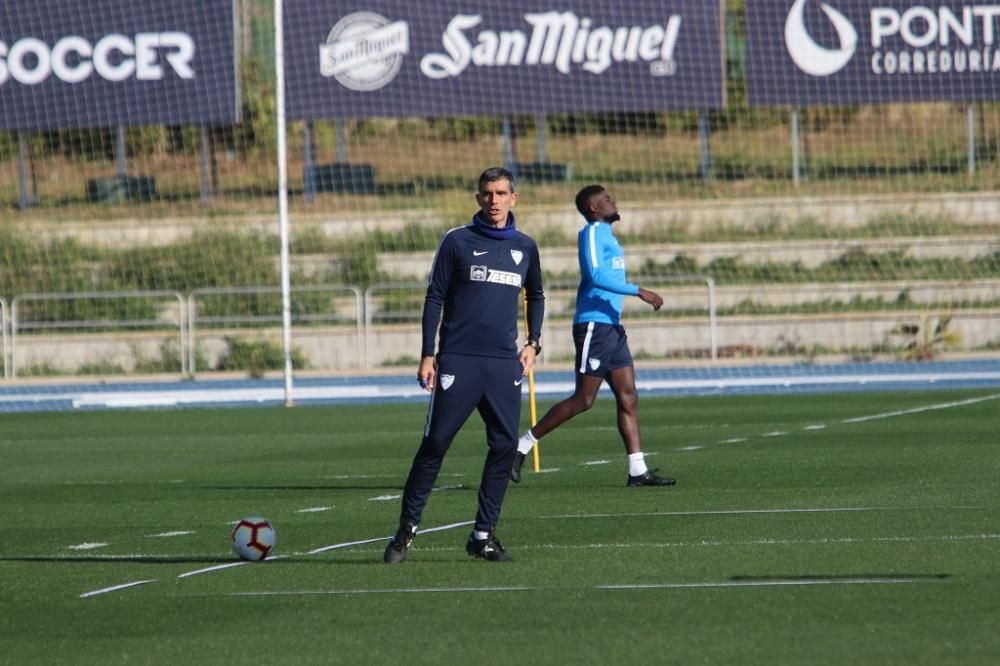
[231,516,276,561]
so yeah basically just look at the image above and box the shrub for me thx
[217,336,308,378]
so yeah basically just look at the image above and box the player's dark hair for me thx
[478,166,516,193]
[575,184,605,219]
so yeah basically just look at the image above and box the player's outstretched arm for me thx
[637,287,663,311]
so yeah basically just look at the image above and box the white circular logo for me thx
[319,12,409,92]
[784,0,858,77]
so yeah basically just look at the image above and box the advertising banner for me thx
[0,0,238,130]
[284,0,725,119]
[746,0,1000,106]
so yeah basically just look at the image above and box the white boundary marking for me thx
[308,520,473,555]
[662,392,1000,456]
[841,393,1000,423]
[214,576,944,598]
[378,532,1000,554]
[67,543,108,550]
[539,506,980,520]
[369,483,465,502]
[78,512,984,597]
[76,393,998,598]
[80,579,157,598]
[178,555,287,579]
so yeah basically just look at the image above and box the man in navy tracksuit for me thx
[384,167,545,564]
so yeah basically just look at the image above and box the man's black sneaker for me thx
[627,468,676,487]
[466,530,513,562]
[383,522,417,564]
[510,451,526,483]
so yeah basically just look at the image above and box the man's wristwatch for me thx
[523,339,542,355]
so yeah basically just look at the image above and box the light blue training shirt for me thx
[574,220,640,325]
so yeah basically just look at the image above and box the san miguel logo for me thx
[321,9,684,91]
[419,12,682,78]
[319,12,409,91]
[784,0,1000,78]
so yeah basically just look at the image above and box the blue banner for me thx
[746,0,1000,106]
[284,0,725,119]
[0,0,238,130]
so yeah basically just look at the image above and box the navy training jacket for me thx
[421,212,545,359]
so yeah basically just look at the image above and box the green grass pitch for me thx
[2,390,999,664]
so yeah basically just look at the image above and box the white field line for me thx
[217,576,943,598]
[66,543,108,550]
[322,473,466,479]
[75,394,997,598]
[841,393,1000,424]
[376,532,1000,555]
[295,507,332,513]
[144,531,194,538]
[581,460,611,466]
[178,555,287,579]
[80,579,157,598]
[670,393,1000,455]
[539,506,980,520]
[368,483,465,502]
[78,517,986,597]
[307,535,390,554]
[307,520,474,555]
[592,578,943,590]
[534,533,1000,550]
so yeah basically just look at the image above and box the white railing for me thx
[363,283,426,370]
[543,274,718,361]
[648,274,718,361]
[188,285,363,377]
[10,290,185,379]
[0,275,718,379]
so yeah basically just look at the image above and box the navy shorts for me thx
[573,322,633,378]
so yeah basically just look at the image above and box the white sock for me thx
[517,430,538,455]
[473,530,489,541]
[628,452,648,477]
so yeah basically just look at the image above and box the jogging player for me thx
[511,184,674,487]
[384,167,545,564]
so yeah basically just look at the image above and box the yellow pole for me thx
[523,292,540,473]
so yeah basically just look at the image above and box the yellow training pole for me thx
[523,292,540,473]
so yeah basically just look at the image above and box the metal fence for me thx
[10,290,185,379]
[1,280,719,377]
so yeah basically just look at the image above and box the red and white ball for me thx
[231,516,276,561]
